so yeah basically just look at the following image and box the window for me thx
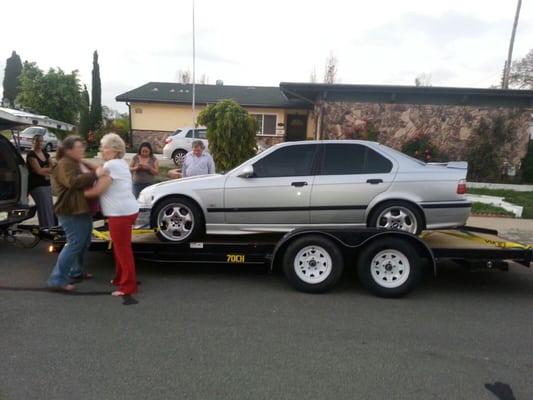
[252,114,277,135]
[321,144,392,175]
[253,144,317,177]
[20,127,44,137]
[186,129,207,139]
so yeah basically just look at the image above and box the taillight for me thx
[164,137,173,144]
[457,179,466,194]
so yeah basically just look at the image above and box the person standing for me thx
[85,133,139,296]
[26,134,55,228]
[168,140,215,179]
[47,136,97,291]
[130,141,159,198]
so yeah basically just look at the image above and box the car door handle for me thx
[291,181,308,187]
[366,179,383,184]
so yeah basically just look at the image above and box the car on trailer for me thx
[138,140,471,243]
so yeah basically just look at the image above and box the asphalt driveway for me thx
[1,233,533,400]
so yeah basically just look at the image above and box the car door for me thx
[223,143,319,224]
[0,136,23,222]
[310,143,396,224]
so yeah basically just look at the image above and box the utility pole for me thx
[192,0,196,127]
[503,0,522,89]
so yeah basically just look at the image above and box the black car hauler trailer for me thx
[40,225,532,298]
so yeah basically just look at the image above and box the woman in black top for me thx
[26,134,55,228]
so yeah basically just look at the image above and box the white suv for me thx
[162,127,208,166]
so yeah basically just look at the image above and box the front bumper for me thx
[134,207,152,228]
[0,205,36,229]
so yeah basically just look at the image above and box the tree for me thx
[79,85,90,139]
[16,62,81,124]
[414,73,432,87]
[509,48,533,89]
[197,99,258,171]
[177,69,191,83]
[466,116,510,182]
[521,141,533,183]
[89,50,102,131]
[2,51,23,106]
[323,52,338,84]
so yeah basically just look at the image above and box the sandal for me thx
[50,284,76,292]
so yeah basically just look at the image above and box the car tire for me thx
[172,149,188,166]
[282,235,344,293]
[368,201,424,235]
[44,143,53,152]
[151,196,205,243]
[356,237,422,298]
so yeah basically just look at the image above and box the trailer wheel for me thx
[282,235,344,293]
[357,238,421,298]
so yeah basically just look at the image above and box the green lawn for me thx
[471,202,515,217]
[1,130,12,139]
[467,188,533,219]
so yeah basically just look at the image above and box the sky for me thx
[1,0,532,114]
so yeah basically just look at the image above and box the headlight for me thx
[138,189,153,205]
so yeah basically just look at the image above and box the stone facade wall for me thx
[320,102,532,167]
[132,130,173,153]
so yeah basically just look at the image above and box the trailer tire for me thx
[357,238,421,298]
[282,235,344,293]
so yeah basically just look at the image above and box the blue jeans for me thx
[133,182,152,199]
[47,213,93,287]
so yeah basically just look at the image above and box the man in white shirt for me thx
[168,140,215,179]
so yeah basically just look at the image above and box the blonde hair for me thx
[100,133,126,159]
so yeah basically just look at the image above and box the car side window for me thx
[185,130,194,138]
[253,144,318,178]
[366,147,393,173]
[321,144,392,175]
[321,144,366,175]
[197,129,207,139]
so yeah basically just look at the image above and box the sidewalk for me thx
[467,216,533,244]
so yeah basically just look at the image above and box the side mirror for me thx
[237,165,255,178]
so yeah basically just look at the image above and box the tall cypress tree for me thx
[89,50,102,131]
[2,51,23,107]
[79,85,90,139]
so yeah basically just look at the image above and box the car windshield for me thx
[173,129,182,135]
[20,127,44,137]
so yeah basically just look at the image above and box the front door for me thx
[285,114,307,141]
[224,144,319,225]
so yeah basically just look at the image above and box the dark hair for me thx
[56,135,85,160]
[32,134,44,148]
[138,141,153,156]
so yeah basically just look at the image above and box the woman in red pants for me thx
[85,133,139,296]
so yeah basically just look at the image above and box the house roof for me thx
[280,82,533,108]
[116,82,311,109]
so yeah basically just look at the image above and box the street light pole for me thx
[503,0,522,89]
[192,0,196,127]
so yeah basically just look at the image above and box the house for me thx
[116,82,314,152]
[280,82,533,170]
[117,81,533,172]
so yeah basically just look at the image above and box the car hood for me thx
[151,174,225,190]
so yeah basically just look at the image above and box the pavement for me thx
[1,220,533,399]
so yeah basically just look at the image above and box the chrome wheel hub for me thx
[376,207,417,233]
[157,203,194,241]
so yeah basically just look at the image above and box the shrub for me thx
[197,99,258,171]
